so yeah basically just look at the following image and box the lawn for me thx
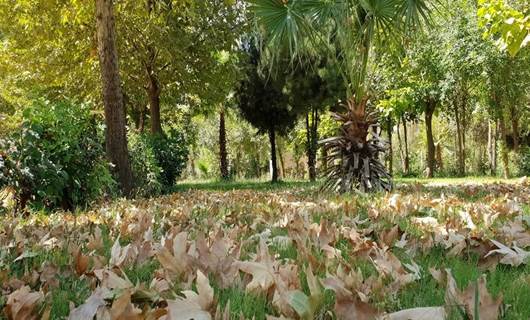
[1,178,529,319]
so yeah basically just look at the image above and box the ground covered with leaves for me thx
[1,179,530,320]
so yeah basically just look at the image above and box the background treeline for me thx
[0,0,529,211]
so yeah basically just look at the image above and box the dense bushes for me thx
[0,101,115,211]
[129,129,188,196]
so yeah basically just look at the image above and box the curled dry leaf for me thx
[485,239,530,266]
[163,270,214,320]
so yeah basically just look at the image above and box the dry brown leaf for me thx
[110,289,143,320]
[460,275,503,320]
[485,239,530,266]
[68,287,111,320]
[381,307,446,320]
[4,286,43,320]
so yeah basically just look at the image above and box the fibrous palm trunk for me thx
[321,97,392,193]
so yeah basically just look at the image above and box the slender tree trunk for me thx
[487,120,493,174]
[305,110,318,182]
[278,139,285,179]
[454,102,465,176]
[491,120,499,175]
[401,116,410,175]
[386,118,393,176]
[425,100,436,178]
[269,129,278,183]
[95,0,133,196]
[510,106,519,152]
[499,116,510,179]
[219,108,229,180]
[436,143,443,171]
[396,117,406,174]
[146,72,162,135]
[138,106,145,132]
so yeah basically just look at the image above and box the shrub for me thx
[516,146,530,176]
[128,129,188,196]
[0,100,116,211]
[149,129,188,188]
[128,133,163,197]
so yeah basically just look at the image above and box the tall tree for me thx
[95,0,134,195]
[237,47,300,183]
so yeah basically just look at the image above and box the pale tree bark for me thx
[95,0,133,196]
[499,116,510,179]
[278,139,285,179]
[386,118,393,176]
[268,129,278,183]
[401,116,410,175]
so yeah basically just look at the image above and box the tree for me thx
[236,47,300,183]
[95,0,134,195]
[286,65,331,181]
[249,0,438,192]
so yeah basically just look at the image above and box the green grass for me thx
[173,179,318,192]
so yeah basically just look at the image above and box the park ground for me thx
[1,177,530,319]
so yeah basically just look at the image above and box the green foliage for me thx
[478,0,530,57]
[516,146,530,176]
[149,130,189,188]
[128,133,163,197]
[128,129,189,196]
[0,100,115,211]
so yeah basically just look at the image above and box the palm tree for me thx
[248,0,438,192]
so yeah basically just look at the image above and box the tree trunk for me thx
[487,120,493,174]
[425,100,436,178]
[401,116,410,175]
[436,143,443,170]
[269,129,278,183]
[454,102,465,176]
[510,106,519,152]
[306,109,318,182]
[386,118,393,176]
[396,117,406,174]
[138,106,145,132]
[499,116,510,179]
[95,0,133,196]
[146,72,162,135]
[278,139,285,179]
[219,109,229,180]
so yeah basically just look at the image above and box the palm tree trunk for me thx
[95,0,133,196]
[269,128,278,183]
[425,100,436,178]
[219,109,229,180]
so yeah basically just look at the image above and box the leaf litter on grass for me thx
[0,179,529,319]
